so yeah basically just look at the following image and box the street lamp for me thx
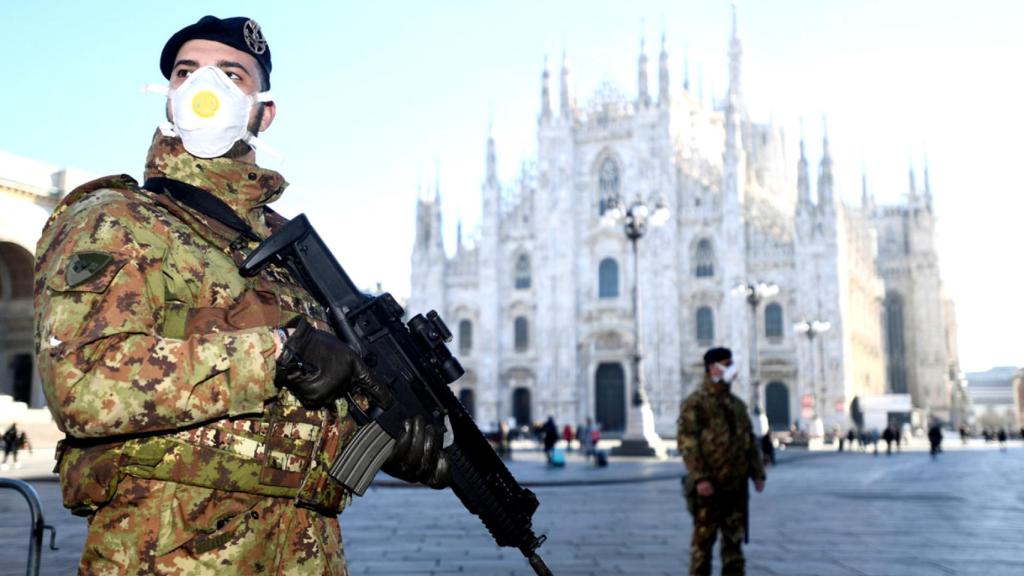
[603,193,669,457]
[732,281,779,424]
[794,319,831,437]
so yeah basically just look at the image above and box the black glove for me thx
[382,414,451,489]
[275,317,376,409]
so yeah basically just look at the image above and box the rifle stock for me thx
[240,214,552,575]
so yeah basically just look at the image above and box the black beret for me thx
[160,16,272,88]
[703,347,732,368]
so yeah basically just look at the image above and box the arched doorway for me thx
[0,241,34,301]
[595,363,626,433]
[765,381,790,431]
[512,387,532,428]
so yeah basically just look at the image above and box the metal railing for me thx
[0,478,58,576]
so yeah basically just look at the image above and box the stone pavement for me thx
[1,442,1021,575]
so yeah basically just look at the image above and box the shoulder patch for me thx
[65,252,114,288]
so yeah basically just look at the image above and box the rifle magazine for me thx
[328,421,395,496]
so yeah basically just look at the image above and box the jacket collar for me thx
[142,130,287,227]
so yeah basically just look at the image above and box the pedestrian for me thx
[17,430,32,456]
[542,416,559,463]
[579,417,595,460]
[562,423,575,452]
[870,429,880,456]
[2,423,19,469]
[997,429,1007,451]
[497,419,511,459]
[928,422,943,459]
[678,347,766,576]
[33,15,449,574]
[895,426,903,453]
[882,426,894,455]
[590,423,602,455]
[846,428,857,452]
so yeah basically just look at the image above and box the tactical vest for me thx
[51,175,355,516]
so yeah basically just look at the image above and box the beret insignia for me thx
[244,20,267,55]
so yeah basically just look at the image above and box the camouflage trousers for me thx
[688,492,746,576]
[78,476,347,575]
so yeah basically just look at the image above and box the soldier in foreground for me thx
[678,347,766,576]
[34,15,446,574]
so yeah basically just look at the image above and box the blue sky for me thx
[1,0,1021,372]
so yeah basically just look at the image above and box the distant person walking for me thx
[846,429,857,452]
[870,429,880,456]
[542,416,559,463]
[678,347,766,576]
[882,426,895,455]
[997,429,1008,451]
[928,423,943,459]
[2,423,19,469]
[562,424,575,452]
[497,420,511,459]
[579,418,594,459]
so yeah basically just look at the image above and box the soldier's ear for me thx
[259,102,276,132]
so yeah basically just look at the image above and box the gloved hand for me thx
[275,317,376,409]
[382,414,451,489]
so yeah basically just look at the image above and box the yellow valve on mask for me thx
[191,90,220,118]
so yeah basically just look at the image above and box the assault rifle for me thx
[240,214,552,576]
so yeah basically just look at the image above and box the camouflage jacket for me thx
[34,132,356,513]
[677,376,765,491]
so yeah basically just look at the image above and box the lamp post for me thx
[602,194,670,457]
[794,319,831,437]
[732,281,779,426]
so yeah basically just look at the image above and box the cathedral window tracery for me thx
[514,316,530,351]
[514,253,531,289]
[598,257,620,298]
[693,238,716,278]
[696,306,715,344]
[458,319,473,355]
[597,157,621,215]
[765,303,784,339]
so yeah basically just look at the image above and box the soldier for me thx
[678,347,766,576]
[34,15,447,575]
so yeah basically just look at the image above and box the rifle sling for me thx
[143,177,262,242]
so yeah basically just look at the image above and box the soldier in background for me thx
[34,15,446,574]
[678,347,766,576]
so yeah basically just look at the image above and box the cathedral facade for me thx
[411,11,962,438]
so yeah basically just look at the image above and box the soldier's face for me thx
[166,39,276,134]
[709,360,732,378]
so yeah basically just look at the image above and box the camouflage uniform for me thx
[34,132,356,575]
[677,376,765,576]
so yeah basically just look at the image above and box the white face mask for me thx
[146,66,273,158]
[714,362,739,384]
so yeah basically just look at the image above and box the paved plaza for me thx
[1,440,1021,575]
